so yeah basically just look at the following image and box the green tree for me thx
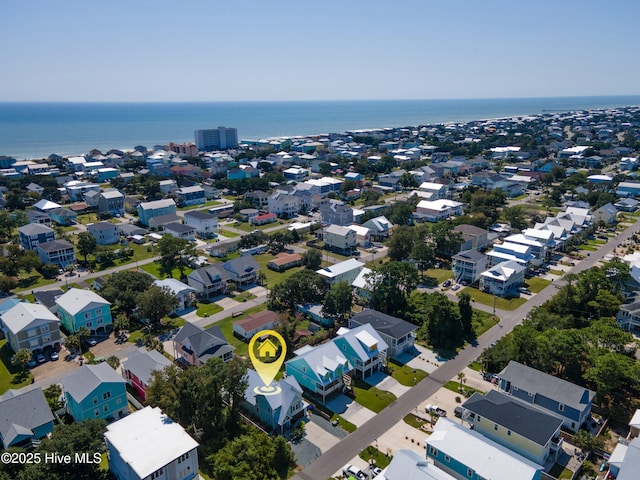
[12,348,33,371]
[136,285,179,326]
[76,232,97,265]
[0,275,18,294]
[502,205,529,231]
[100,270,154,314]
[458,291,474,336]
[43,384,63,410]
[0,210,15,238]
[157,235,194,278]
[322,281,353,322]
[113,313,130,333]
[367,261,419,316]
[301,248,322,270]
[106,355,120,370]
[77,326,91,343]
[65,334,80,352]
[269,269,328,311]
[18,250,42,273]
[411,241,435,278]
[388,225,416,261]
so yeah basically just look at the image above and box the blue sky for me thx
[2,0,639,101]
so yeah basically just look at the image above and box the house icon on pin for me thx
[257,338,278,359]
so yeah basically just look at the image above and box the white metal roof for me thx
[55,288,110,316]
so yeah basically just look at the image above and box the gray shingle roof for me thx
[499,361,595,411]
[350,308,416,340]
[174,323,234,363]
[0,388,53,449]
[122,348,172,386]
[61,363,126,402]
[36,239,74,252]
[223,255,260,275]
[463,390,563,446]
[18,223,54,236]
[188,264,228,285]
[452,248,486,263]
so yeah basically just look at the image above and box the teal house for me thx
[61,363,128,422]
[285,341,353,404]
[137,198,177,226]
[0,388,54,449]
[55,288,112,335]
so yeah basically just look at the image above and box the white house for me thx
[316,258,364,285]
[154,279,196,312]
[87,222,120,245]
[419,181,447,199]
[480,260,526,297]
[324,224,357,254]
[183,210,218,238]
[415,199,464,222]
[105,406,199,480]
[347,224,372,247]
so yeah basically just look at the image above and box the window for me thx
[85,312,90,319]
[86,322,92,327]
[513,386,518,391]
[95,410,100,416]
[444,455,450,462]
[558,403,564,412]
[467,468,473,477]
[507,430,511,436]
[178,452,190,464]
[477,416,481,422]
[494,424,498,431]
[93,397,98,404]
[302,366,306,373]
[428,446,438,457]
[103,405,108,412]
[150,468,164,479]
[103,391,111,400]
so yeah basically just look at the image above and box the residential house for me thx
[232,310,280,341]
[26,209,51,226]
[361,215,393,240]
[159,179,178,194]
[419,182,447,199]
[609,437,640,480]
[324,224,357,254]
[332,324,388,379]
[267,252,302,272]
[105,406,199,480]
[347,224,372,247]
[33,288,64,314]
[452,249,488,285]
[98,189,125,216]
[426,417,543,480]
[61,363,128,422]
[2,303,62,355]
[33,199,61,212]
[414,200,464,223]
[283,166,309,181]
[616,181,640,198]
[121,348,172,401]
[296,303,334,327]
[593,202,618,224]
[319,201,354,226]
[498,360,595,432]
[486,242,533,268]
[316,258,364,285]
[223,256,260,287]
[88,222,120,245]
[285,341,353,404]
[36,239,76,268]
[183,210,219,238]
[18,223,55,250]
[462,390,564,465]
[154,279,196,312]
[84,190,100,208]
[49,207,78,226]
[349,309,416,358]
[25,182,44,196]
[163,222,196,241]
[172,323,234,366]
[378,170,405,190]
[186,264,228,299]
[251,213,278,225]
[453,224,489,252]
[614,197,639,213]
[56,288,112,335]
[242,369,307,434]
[268,192,299,218]
[244,190,270,208]
[502,233,548,266]
[175,186,205,206]
[0,388,54,449]
[480,260,526,297]
[383,449,456,480]
[137,199,177,226]
[148,213,182,229]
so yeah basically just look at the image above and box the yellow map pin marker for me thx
[248,329,286,392]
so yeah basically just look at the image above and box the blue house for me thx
[61,363,128,422]
[332,324,388,379]
[427,418,543,480]
[137,198,177,226]
[49,207,78,226]
[0,388,54,449]
[18,223,55,250]
[55,288,113,335]
[242,369,308,434]
[285,341,353,404]
[498,360,594,432]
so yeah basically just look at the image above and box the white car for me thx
[343,464,363,478]
[451,284,460,291]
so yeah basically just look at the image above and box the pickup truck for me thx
[425,404,447,417]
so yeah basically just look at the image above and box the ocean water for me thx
[1,96,639,160]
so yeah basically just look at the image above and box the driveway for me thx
[364,371,410,397]
[399,344,445,374]
[326,395,376,428]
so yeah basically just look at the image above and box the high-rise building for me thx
[194,126,238,151]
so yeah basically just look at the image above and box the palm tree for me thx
[457,372,466,393]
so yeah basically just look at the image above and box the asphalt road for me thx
[293,222,636,480]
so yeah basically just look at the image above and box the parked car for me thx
[36,353,46,363]
[425,404,447,417]
[50,351,59,361]
[343,464,363,478]
[451,284,460,291]
[442,280,452,288]
[27,357,37,368]
[87,338,97,347]
[372,467,383,477]
[454,406,465,418]
[519,287,532,295]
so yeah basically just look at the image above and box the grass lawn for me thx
[472,309,497,337]
[13,272,57,292]
[549,269,564,276]
[578,244,598,251]
[0,340,33,394]
[312,401,357,433]
[253,253,305,286]
[443,380,485,397]
[424,268,454,284]
[230,291,257,302]
[458,287,526,311]
[524,277,551,293]
[358,446,392,469]
[403,413,428,431]
[205,304,267,357]
[387,358,427,386]
[140,262,193,280]
[468,361,483,372]
[233,221,287,232]
[99,452,109,471]
[548,464,573,480]
[196,302,224,317]
[219,229,240,238]
[352,379,397,413]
